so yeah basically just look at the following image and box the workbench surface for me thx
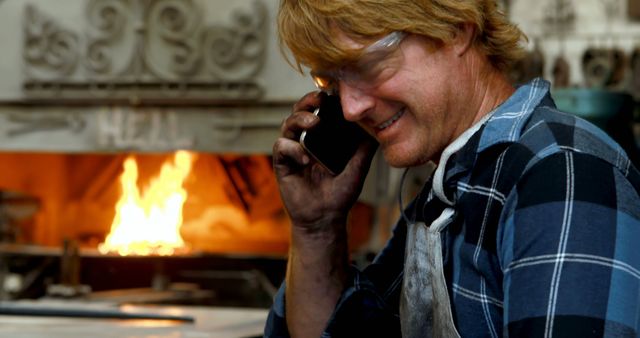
[0,300,268,338]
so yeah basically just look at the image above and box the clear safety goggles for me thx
[310,31,407,94]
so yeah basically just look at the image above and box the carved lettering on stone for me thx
[97,107,194,150]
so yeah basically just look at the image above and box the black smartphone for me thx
[299,94,375,175]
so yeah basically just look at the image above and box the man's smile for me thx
[376,107,406,131]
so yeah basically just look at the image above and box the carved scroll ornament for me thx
[23,0,268,103]
[23,5,80,78]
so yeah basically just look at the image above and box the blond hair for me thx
[277,0,526,73]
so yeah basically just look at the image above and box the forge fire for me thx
[0,152,294,256]
[98,151,195,256]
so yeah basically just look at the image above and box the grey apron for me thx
[400,208,460,338]
[399,111,491,338]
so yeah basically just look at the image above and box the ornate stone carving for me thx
[145,0,202,78]
[85,0,130,76]
[23,5,80,79]
[23,1,268,103]
[202,1,267,81]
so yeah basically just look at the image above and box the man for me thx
[265,0,640,337]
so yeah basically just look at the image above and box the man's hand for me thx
[272,91,378,232]
[273,91,377,338]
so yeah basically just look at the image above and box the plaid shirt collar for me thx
[432,78,552,206]
[479,78,551,150]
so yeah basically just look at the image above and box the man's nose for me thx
[339,82,375,122]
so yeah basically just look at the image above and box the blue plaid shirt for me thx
[265,78,640,337]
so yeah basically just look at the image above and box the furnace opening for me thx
[0,152,374,256]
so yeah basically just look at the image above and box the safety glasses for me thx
[310,31,407,94]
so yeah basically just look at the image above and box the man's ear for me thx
[453,23,476,57]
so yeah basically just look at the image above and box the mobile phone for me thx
[299,94,374,175]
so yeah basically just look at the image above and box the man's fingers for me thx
[292,91,322,113]
[273,137,310,174]
[355,137,379,165]
[280,91,323,140]
[344,137,379,180]
[281,111,319,140]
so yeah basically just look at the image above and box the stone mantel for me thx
[0,0,314,153]
[0,104,288,154]
[2,0,313,104]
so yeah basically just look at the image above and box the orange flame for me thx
[98,151,196,256]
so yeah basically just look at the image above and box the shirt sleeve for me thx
[263,283,289,338]
[264,217,409,338]
[499,151,640,337]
